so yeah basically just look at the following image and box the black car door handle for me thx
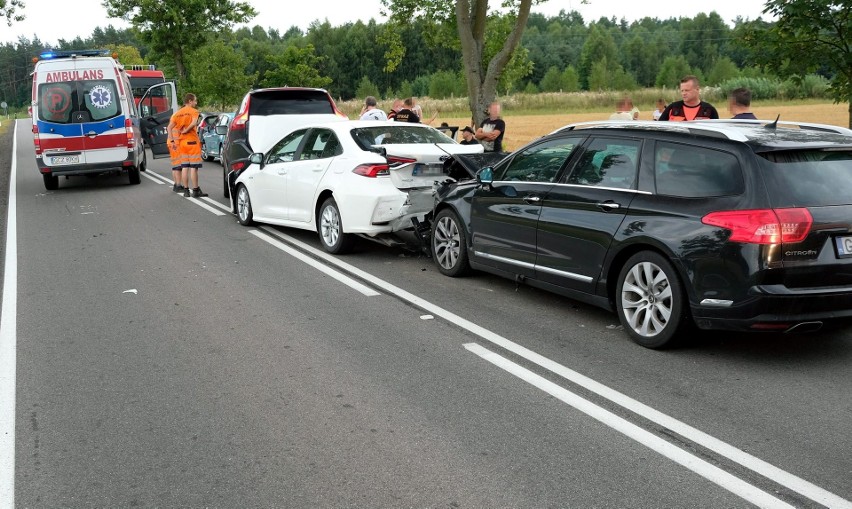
[597,201,621,211]
[524,195,541,204]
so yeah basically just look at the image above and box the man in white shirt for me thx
[359,96,387,121]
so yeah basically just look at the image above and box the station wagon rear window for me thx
[760,149,852,207]
[249,90,336,115]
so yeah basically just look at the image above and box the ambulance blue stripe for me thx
[37,115,126,137]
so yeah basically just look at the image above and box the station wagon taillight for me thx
[701,208,813,244]
[353,163,390,177]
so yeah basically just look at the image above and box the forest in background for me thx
[0,9,831,111]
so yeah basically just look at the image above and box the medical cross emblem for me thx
[90,86,112,109]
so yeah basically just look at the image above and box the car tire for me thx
[128,166,141,185]
[201,143,212,162]
[615,251,688,349]
[236,184,254,226]
[431,208,470,277]
[223,166,230,198]
[140,150,147,172]
[217,144,223,164]
[43,173,58,190]
[318,197,355,254]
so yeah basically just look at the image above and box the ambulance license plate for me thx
[51,155,79,165]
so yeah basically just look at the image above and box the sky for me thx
[1,0,772,46]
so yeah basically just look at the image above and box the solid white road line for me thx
[140,171,165,185]
[200,197,231,213]
[464,343,795,509]
[0,120,19,505]
[262,227,852,509]
[181,194,226,216]
[249,230,380,297]
[144,169,232,213]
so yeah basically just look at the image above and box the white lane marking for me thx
[464,343,794,509]
[0,120,19,505]
[248,230,379,297]
[200,197,230,212]
[140,172,165,184]
[144,170,232,212]
[143,170,173,185]
[182,195,226,216]
[261,227,852,509]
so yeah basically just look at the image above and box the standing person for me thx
[659,75,719,121]
[387,99,403,120]
[728,87,757,119]
[170,93,207,198]
[393,97,421,123]
[609,97,635,121]
[476,102,506,152]
[166,121,183,193]
[459,126,479,145]
[652,98,667,121]
[359,96,387,121]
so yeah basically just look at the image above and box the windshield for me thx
[350,125,455,149]
[760,149,852,207]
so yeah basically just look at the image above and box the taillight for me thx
[353,163,389,177]
[230,161,246,172]
[701,208,813,244]
[125,118,134,149]
[231,96,250,130]
[32,125,41,155]
[387,155,417,167]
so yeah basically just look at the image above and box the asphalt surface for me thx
[3,119,852,507]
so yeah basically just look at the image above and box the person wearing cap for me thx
[459,126,479,145]
[359,96,387,121]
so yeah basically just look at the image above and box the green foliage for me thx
[411,75,430,97]
[187,40,256,110]
[397,80,413,99]
[540,66,564,92]
[706,57,740,86]
[655,56,692,89]
[108,44,144,66]
[429,70,464,99]
[499,45,534,96]
[355,76,381,99]
[563,65,580,92]
[103,0,256,80]
[523,81,539,94]
[718,74,830,101]
[587,59,609,91]
[262,43,331,89]
[579,24,618,89]
[0,0,24,26]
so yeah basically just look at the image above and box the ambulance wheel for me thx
[128,166,141,185]
[140,151,147,172]
[43,173,59,191]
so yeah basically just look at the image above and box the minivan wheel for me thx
[615,251,687,349]
[236,185,254,226]
[223,167,230,198]
[432,208,470,277]
[318,197,355,254]
[43,173,59,190]
[128,166,141,185]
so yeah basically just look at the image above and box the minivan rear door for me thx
[139,82,178,158]
[35,79,86,166]
[76,76,126,165]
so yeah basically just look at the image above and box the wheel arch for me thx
[604,240,694,310]
[433,202,474,248]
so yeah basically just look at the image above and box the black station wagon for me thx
[431,119,852,348]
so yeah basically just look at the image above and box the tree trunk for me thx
[174,45,187,84]
[848,99,851,130]
[456,0,533,128]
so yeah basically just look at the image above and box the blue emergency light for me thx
[37,49,111,60]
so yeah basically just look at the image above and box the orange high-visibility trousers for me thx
[179,138,202,167]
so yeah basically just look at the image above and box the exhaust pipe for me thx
[784,321,823,334]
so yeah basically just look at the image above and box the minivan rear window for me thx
[38,80,120,124]
[249,90,335,115]
[760,150,852,207]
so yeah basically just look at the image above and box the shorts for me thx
[169,142,181,170]
[179,139,202,168]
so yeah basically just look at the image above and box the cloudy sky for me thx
[2,0,772,45]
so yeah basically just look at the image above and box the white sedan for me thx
[233,120,485,253]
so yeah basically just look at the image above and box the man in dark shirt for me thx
[659,75,719,121]
[475,102,505,152]
[728,87,757,120]
[392,97,421,123]
[459,126,479,145]
[387,99,403,120]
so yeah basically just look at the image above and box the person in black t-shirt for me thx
[393,97,421,123]
[659,75,719,121]
[459,126,479,145]
[475,102,505,152]
[728,87,757,120]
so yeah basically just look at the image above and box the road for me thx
[2,119,851,507]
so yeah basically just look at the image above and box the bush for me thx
[355,76,381,99]
[540,66,564,92]
[523,81,539,94]
[428,70,464,99]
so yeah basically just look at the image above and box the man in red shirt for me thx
[659,75,719,121]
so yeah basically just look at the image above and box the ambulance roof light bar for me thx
[37,48,111,61]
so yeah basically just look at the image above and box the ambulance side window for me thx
[82,80,120,121]
[38,83,76,124]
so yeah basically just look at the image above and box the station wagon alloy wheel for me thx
[431,209,470,277]
[616,251,685,349]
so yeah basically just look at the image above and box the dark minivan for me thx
[221,87,347,198]
[431,119,852,348]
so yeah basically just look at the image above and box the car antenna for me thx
[764,114,781,131]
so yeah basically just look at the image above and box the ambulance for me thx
[31,49,177,190]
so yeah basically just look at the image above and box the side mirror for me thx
[215,125,228,135]
[476,166,494,185]
[249,152,264,169]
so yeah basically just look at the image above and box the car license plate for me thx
[412,163,443,176]
[834,235,852,258]
[51,155,79,165]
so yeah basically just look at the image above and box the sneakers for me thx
[191,187,208,198]
[173,184,185,193]
[183,188,190,197]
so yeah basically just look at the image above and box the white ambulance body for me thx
[31,49,176,190]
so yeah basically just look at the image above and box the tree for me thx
[381,0,537,127]
[746,1,852,127]
[103,0,256,82]
[655,55,692,89]
[262,44,332,89]
[705,56,739,86]
[540,66,565,92]
[186,40,255,110]
[0,0,24,26]
[108,44,144,66]
[356,76,381,99]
